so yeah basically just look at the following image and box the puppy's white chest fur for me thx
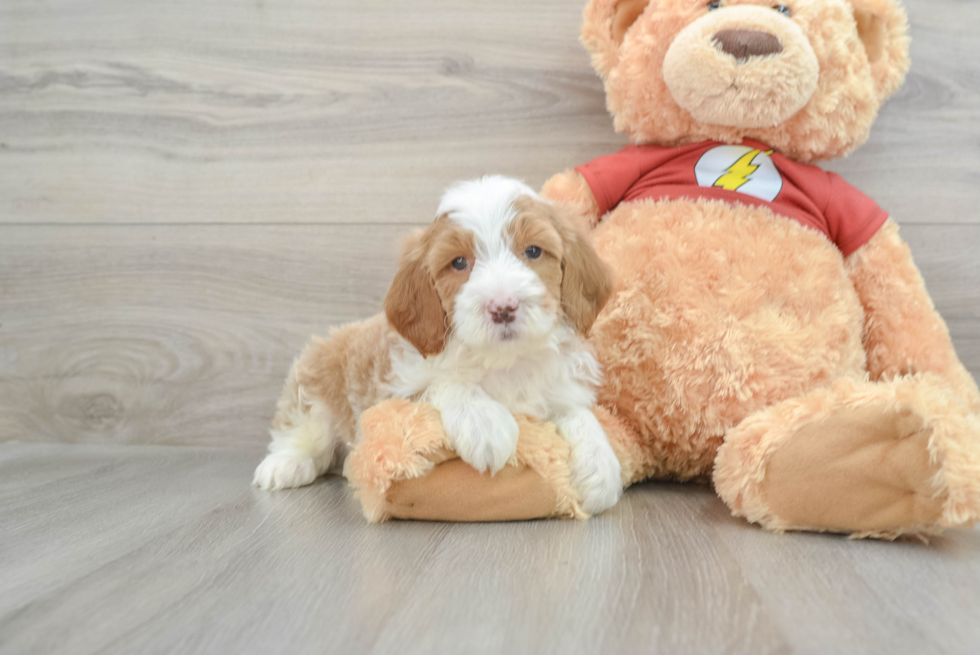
[388,325,601,419]
[478,360,554,417]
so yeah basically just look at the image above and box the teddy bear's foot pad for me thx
[761,404,946,536]
[384,458,560,522]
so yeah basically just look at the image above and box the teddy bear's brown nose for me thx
[713,29,783,61]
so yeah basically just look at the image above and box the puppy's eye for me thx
[774,4,791,16]
[707,1,722,10]
[451,257,468,271]
[524,246,542,260]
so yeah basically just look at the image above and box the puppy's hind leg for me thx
[254,362,341,491]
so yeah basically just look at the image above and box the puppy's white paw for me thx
[569,439,623,516]
[442,400,519,475]
[253,451,318,490]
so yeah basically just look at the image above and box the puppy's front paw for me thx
[570,439,623,516]
[441,401,519,475]
[253,451,318,490]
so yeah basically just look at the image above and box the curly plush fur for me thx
[347,0,980,537]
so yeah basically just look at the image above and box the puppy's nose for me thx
[488,300,519,325]
[712,30,783,61]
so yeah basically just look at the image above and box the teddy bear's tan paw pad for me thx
[385,459,560,522]
[761,404,946,535]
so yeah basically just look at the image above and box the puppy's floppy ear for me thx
[847,0,910,101]
[554,209,613,336]
[384,231,447,357]
[582,0,654,78]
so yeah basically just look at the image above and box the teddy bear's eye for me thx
[707,1,722,9]
[774,4,791,16]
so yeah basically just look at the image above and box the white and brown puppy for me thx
[253,176,622,514]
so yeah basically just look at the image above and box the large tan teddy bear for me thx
[346,0,980,538]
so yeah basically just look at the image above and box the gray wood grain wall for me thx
[1,0,978,448]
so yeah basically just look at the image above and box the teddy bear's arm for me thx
[845,219,980,411]
[541,169,601,229]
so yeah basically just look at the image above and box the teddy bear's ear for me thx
[582,0,653,79]
[848,0,911,102]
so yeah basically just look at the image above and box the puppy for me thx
[253,176,623,514]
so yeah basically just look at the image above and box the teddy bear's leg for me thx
[714,375,980,538]
[345,399,586,522]
[345,400,642,522]
[716,220,980,539]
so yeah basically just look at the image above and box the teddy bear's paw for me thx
[441,399,519,476]
[253,451,319,490]
[569,438,623,516]
[757,402,948,535]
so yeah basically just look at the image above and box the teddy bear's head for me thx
[582,0,909,162]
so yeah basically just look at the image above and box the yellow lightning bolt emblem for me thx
[713,148,775,192]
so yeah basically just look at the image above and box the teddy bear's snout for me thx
[712,29,783,61]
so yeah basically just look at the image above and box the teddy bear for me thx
[345,0,980,538]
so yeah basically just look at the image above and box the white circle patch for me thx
[694,145,783,202]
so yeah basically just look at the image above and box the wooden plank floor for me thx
[1,442,979,655]
[2,1,980,653]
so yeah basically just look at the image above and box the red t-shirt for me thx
[575,140,888,256]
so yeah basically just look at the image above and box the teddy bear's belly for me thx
[591,198,868,481]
